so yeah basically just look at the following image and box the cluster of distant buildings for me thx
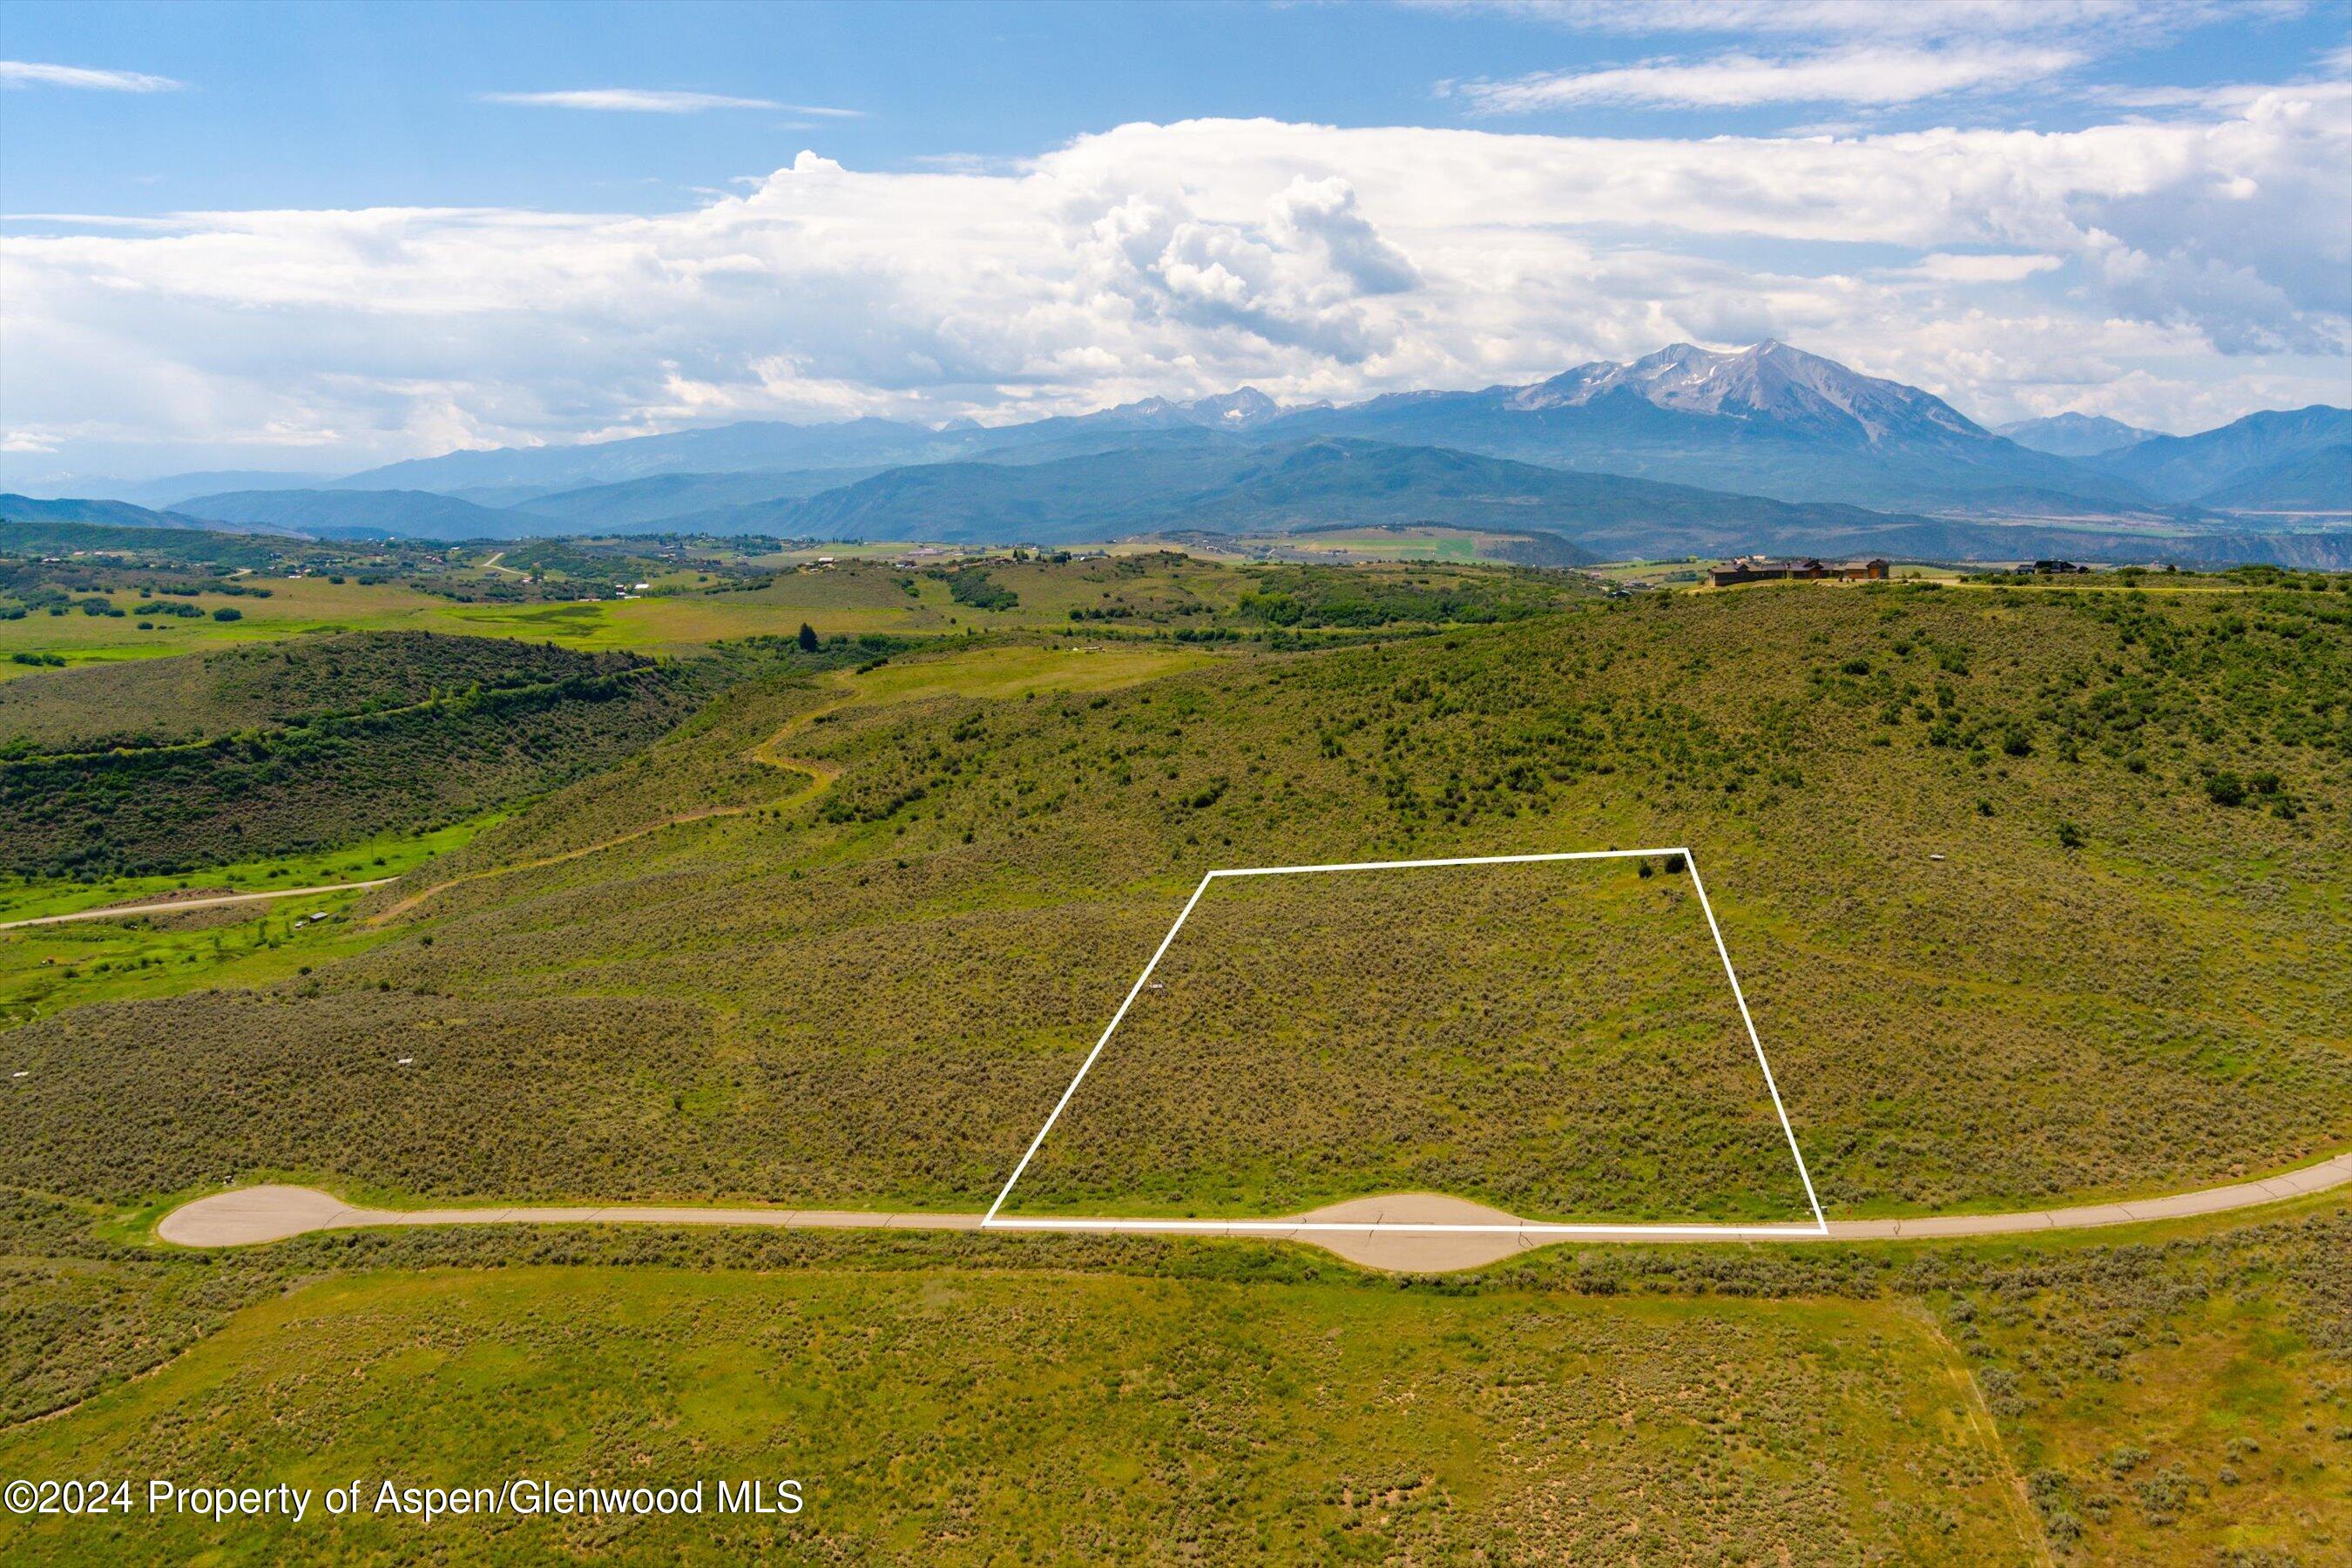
[1707,556,1890,588]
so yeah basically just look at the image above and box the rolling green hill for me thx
[0,632,727,876]
[0,517,300,571]
[0,630,620,754]
[6,574,2345,1220]
[1,562,2349,1564]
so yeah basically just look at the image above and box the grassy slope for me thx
[1928,1206,2352,1561]
[0,814,514,1033]
[0,1191,2342,1564]
[0,635,713,878]
[0,630,618,754]
[1008,857,1818,1220]
[1,583,2344,1220]
[0,810,500,926]
[0,1263,2030,1565]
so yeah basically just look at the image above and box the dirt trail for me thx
[1,882,395,931]
[368,645,1200,922]
[370,689,850,923]
[157,1148,2352,1274]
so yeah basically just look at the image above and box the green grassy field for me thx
[0,1262,2033,1565]
[0,810,501,926]
[0,888,395,1035]
[0,574,455,674]
[1928,1203,2352,1562]
[0,812,510,1032]
[0,554,1585,675]
[0,566,940,670]
[0,1189,2342,1565]
[0,558,1230,667]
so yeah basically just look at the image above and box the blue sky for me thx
[3,0,2347,483]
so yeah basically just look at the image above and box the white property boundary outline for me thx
[984,848,1830,1240]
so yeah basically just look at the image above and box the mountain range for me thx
[0,492,287,535]
[1257,342,2175,515]
[15,341,2346,558]
[2081,406,2351,509]
[784,435,1937,551]
[1994,413,2159,458]
[296,341,2157,515]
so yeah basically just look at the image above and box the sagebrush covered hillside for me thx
[6,578,2345,1220]
[0,632,725,876]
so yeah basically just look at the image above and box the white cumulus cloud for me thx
[2,92,2343,470]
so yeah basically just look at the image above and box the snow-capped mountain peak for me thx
[1504,341,1985,447]
[1189,387,1283,426]
[1092,386,1289,430]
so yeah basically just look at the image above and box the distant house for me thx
[2031,559,2092,574]
[1708,556,1889,588]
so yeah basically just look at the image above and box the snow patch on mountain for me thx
[1504,341,1984,447]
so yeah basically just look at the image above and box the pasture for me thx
[0,1263,2033,1565]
